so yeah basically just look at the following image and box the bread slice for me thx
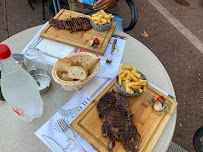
[54,58,71,72]
[61,72,74,81]
[68,66,88,80]
[81,58,100,73]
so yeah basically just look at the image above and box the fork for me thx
[106,39,117,63]
[57,119,86,152]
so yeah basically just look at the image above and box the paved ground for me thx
[1,0,203,151]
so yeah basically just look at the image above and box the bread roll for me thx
[54,58,71,72]
[72,60,83,66]
[68,66,88,80]
[81,58,100,73]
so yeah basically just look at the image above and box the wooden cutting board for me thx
[40,9,116,55]
[71,79,178,152]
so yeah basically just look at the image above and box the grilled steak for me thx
[97,90,141,152]
[49,19,65,29]
[49,17,92,32]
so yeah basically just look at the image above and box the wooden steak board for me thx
[40,9,116,55]
[71,79,178,152]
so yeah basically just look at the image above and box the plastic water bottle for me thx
[0,44,43,122]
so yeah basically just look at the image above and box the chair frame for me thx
[27,0,35,10]
[124,0,138,31]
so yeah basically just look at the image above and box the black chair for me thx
[47,0,138,31]
[27,0,47,20]
[41,0,69,20]
[123,0,138,31]
[193,126,203,152]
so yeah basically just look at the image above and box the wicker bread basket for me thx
[52,52,101,90]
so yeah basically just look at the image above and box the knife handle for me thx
[71,137,86,152]
[111,39,117,53]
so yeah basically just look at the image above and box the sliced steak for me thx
[97,90,141,152]
[81,17,92,31]
[49,19,65,29]
[49,17,92,32]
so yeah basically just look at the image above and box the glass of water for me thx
[23,48,48,72]
[53,86,82,117]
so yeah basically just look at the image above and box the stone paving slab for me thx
[0,0,9,42]
[158,0,203,42]
[4,0,49,41]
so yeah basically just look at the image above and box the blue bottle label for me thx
[76,0,98,6]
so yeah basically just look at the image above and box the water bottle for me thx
[0,44,43,122]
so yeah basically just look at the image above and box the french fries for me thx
[116,64,148,94]
[90,10,114,25]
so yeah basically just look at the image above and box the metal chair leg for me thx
[27,0,34,10]
[53,0,59,15]
[42,0,45,20]
[57,0,61,11]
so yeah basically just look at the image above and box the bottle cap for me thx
[0,44,11,59]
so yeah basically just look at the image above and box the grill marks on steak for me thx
[97,90,141,152]
[49,17,92,32]
[49,19,65,29]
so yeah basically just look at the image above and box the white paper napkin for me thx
[35,39,75,64]
[21,22,75,65]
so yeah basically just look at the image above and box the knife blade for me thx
[42,135,64,152]
[148,82,175,99]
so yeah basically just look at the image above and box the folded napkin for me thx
[35,39,75,64]
[21,23,75,65]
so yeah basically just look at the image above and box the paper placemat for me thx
[72,37,126,79]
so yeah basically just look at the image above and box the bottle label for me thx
[76,0,97,6]
[10,105,25,117]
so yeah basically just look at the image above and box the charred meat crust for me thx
[49,17,92,32]
[97,90,141,152]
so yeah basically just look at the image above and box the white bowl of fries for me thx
[115,64,148,97]
[90,10,114,31]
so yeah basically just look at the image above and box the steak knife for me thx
[42,135,64,152]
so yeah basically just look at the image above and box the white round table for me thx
[0,25,177,152]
